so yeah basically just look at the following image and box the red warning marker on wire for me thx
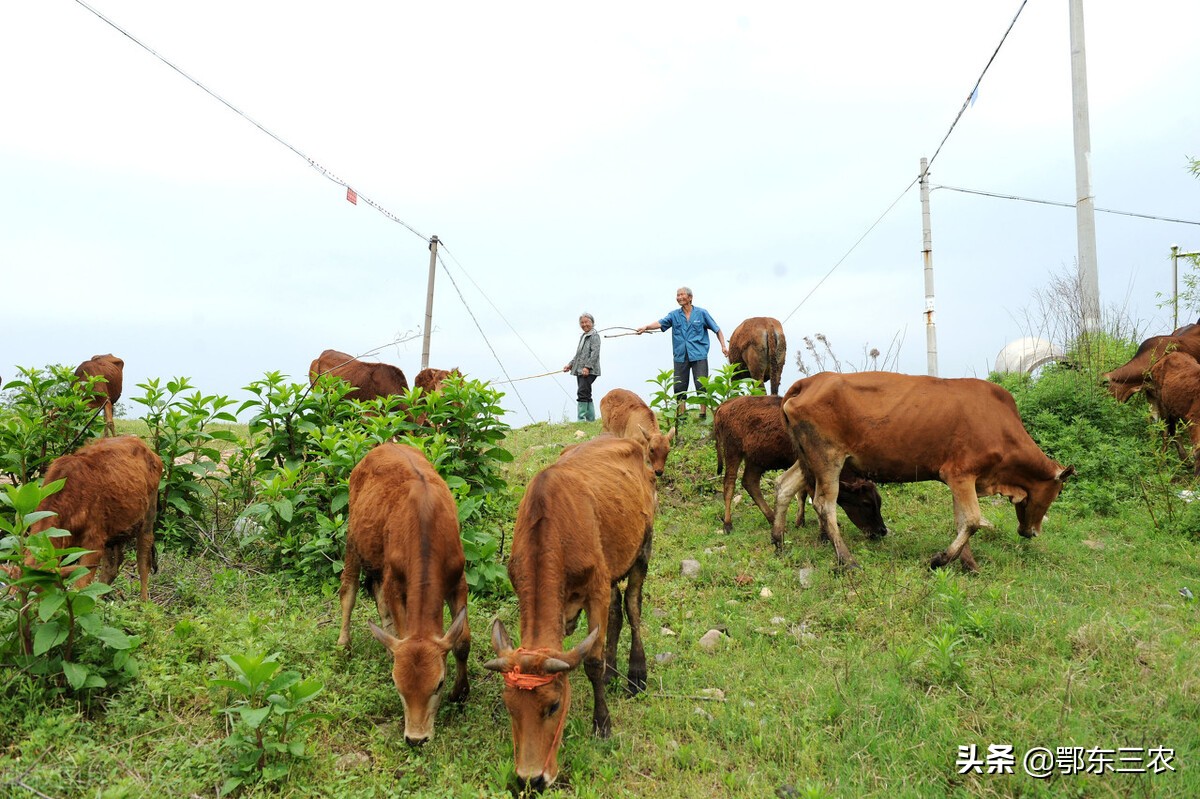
[346,187,358,205]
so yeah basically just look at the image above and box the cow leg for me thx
[931,480,983,572]
[622,550,649,696]
[336,546,362,649]
[446,577,471,703]
[98,542,123,590]
[742,464,775,526]
[1189,422,1200,476]
[771,462,807,552]
[812,473,857,569]
[583,585,612,738]
[604,584,623,684]
[134,517,155,601]
[721,453,742,533]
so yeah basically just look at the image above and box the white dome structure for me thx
[993,337,1065,374]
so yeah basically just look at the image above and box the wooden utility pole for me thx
[421,235,439,370]
[1070,0,1101,333]
[919,157,939,376]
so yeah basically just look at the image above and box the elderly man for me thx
[636,286,728,419]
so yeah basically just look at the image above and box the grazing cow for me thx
[727,317,787,395]
[484,436,656,791]
[337,443,470,746]
[1102,326,1200,402]
[413,367,461,393]
[774,372,1073,571]
[713,395,886,546]
[29,436,162,600]
[309,349,409,402]
[74,354,124,437]
[599,388,675,476]
[1143,351,1200,474]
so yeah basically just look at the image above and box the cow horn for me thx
[548,625,601,672]
[482,657,511,673]
[368,621,401,650]
[542,657,573,674]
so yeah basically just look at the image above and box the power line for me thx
[72,0,427,242]
[933,184,1200,226]
[923,0,1030,178]
[781,179,918,324]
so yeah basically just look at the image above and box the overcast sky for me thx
[3,1,1198,427]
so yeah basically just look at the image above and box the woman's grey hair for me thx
[579,312,595,324]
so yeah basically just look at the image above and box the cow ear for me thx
[1057,465,1076,482]
[490,618,514,656]
[439,607,469,651]
[546,625,601,673]
[369,621,401,651]
[636,425,651,443]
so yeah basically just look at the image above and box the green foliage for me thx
[0,365,107,483]
[646,364,764,428]
[235,373,513,595]
[132,378,239,551]
[208,650,330,796]
[0,480,141,698]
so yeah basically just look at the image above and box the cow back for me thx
[311,349,409,401]
[1104,327,1200,401]
[728,317,786,394]
[712,394,793,471]
[74,353,124,406]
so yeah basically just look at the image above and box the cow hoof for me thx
[722,521,733,534]
[594,716,612,739]
[835,560,861,573]
[929,553,951,569]
[449,684,469,704]
[626,668,647,696]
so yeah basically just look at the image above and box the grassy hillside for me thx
[2,415,1198,798]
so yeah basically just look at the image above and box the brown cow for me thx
[1143,351,1200,474]
[337,443,470,746]
[413,367,461,393]
[484,435,656,791]
[713,394,886,546]
[1102,326,1200,401]
[309,349,409,402]
[29,436,162,600]
[75,354,124,437]
[599,388,675,477]
[727,317,787,395]
[774,372,1073,571]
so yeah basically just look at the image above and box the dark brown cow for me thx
[484,435,656,791]
[75,354,124,437]
[1143,351,1200,474]
[309,349,409,402]
[29,436,162,600]
[413,367,461,393]
[713,395,886,546]
[1102,326,1200,401]
[727,317,787,395]
[774,372,1073,571]
[599,388,675,476]
[337,443,470,746]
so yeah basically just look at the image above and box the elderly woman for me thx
[563,312,601,421]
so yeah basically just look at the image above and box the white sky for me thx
[2,1,1198,427]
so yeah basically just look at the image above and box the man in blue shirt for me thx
[636,286,729,419]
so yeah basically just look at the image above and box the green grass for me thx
[2,416,1198,798]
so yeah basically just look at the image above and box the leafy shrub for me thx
[646,364,763,428]
[0,365,108,483]
[0,480,141,698]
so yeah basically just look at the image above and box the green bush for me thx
[0,365,108,483]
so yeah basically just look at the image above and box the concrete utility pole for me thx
[1070,0,1101,333]
[919,157,939,376]
[421,235,439,370]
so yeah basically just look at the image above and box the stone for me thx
[680,559,701,579]
[796,567,815,588]
[698,629,724,652]
[759,586,773,598]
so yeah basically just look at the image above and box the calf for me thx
[74,354,124,437]
[599,388,674,476]
[1143,351,1200,474]
[484,436,656,791]
[1102,326,1200,401]
[309,349,409,402]
[774,372,1073,571]
[727,317,787,395]
[413,367,461,393]
[713,395,886,547]
[337,443,470,746]
[30,436,162,599]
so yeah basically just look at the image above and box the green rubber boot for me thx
[585,402,596,422]
[577,402,588,422]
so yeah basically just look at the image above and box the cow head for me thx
[638,425,676,477]
[839,477,888,539]
[483,619,599,791]
[1013,464,1075,538]
[369,607,468,746]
